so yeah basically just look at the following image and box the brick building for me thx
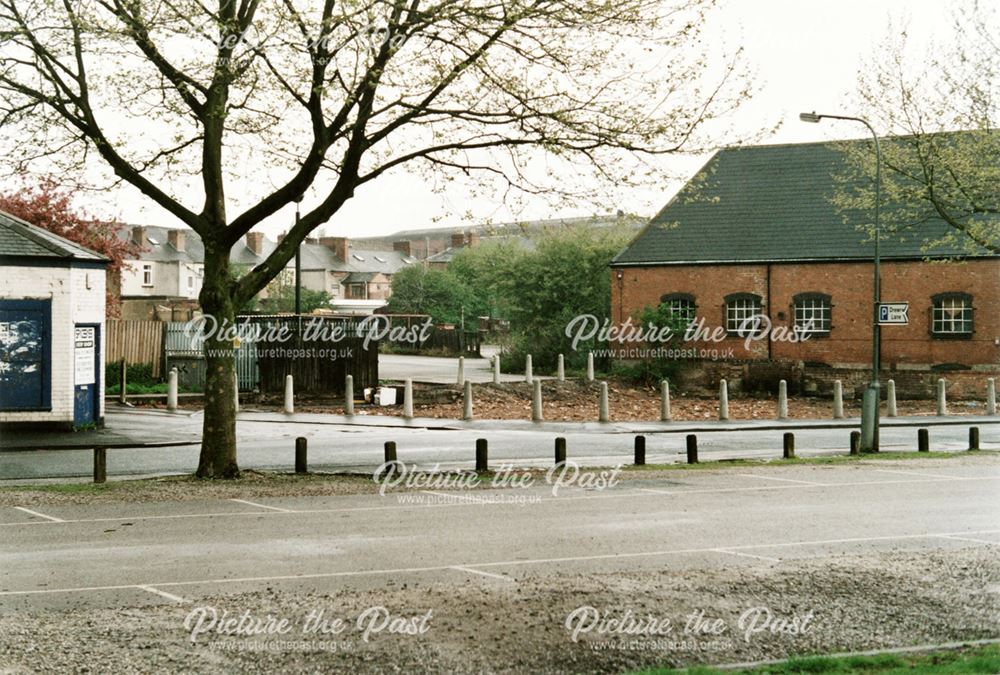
[1,210,108,429]
[610,139,999,395]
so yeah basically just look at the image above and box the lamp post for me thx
[293,196,303,315]
[800,111,882,452]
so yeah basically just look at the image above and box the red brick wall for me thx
[611,258,1000,367]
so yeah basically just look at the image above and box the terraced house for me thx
[611,138,1000,396]
[119,226,416,319]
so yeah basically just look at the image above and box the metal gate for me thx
[164,320,258,391]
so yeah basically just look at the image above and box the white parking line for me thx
[871,468,969,480]
[136,585,188,603]
[450,566,515,582]
[935,534,999,545]
[711,549,781,563]
[736,473,821,485]
[229,498,293,513]
[1,528,995,599]
[631,474,1000,499]
[13,506,64,523]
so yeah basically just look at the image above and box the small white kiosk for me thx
[0,210,108,430]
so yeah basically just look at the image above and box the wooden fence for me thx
[253,317,379,395]
[106,320,165,377]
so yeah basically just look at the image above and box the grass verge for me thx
[639,643,1000,673]
[623,451,995,472]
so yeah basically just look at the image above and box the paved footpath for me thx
[1,460,998,613]
[1,407,997,481]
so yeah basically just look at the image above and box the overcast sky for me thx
[77,0,957,238]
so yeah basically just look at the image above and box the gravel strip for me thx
[1,547,997,673]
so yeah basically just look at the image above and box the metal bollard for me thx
[832,380,844,419]
[384,440,397,464]
[476,438,488,473]
[969,427,980,451]
[886,379,897,418]
[918,428,929,452]
[850,431,860,456]
[660,380,671,422]
[119,359,127,405]
[557,354,565,382]
[598,382,609,423]
[937,378,947,416]
[988,378,997,416]
[295,437,308,474]
[532,380,543,422]
[718,379,729,421]
[777,380,788,420]
[554,437,567,465]
[457,356,465,386]
[586,352,595,382]
[783,432,795,459]
[167,368,178,412]
[493,354,501,385]
[463,380,473,421]
[525,355,533,384]
[634,435,646,466]
[686,434,698,464]
[93,447,107,484]
[284,374,294,414]
[403,378,414,419]
[345,374,354,415]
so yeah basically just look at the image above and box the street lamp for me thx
[293,195,304,316]
[800,111,882,452]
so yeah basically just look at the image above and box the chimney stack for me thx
[319,236,349,262]
[245,231,264,256]
[467,231,480,248]
[131,226,149,248]
[450,231,466,249]
[392,240,412,257]
[167,229,186,252]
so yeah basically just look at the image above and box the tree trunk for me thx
[196,245,240,479]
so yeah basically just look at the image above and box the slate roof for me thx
[0,209,108,264]
[612,139,998,266]
[120,225,416,276]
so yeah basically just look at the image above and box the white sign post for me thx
[878,302,909,326]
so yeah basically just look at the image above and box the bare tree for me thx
[0,0,751,477]
[838,4,999,254]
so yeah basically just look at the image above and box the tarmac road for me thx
[0,407,997,480]
[1,459,998,613]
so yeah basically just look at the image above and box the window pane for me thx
[932,296,972,335]
[794,297,830,334]
[726,298,761,332]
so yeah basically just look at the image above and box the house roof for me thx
[0,209,109,264]
[353,213,645,252]
[122,225,416,277]
[612,138,998,266]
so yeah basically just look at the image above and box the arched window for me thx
[931,293,973,338]
[724,293,763,334]
[793,292,832,336]
[658,293,696,325]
